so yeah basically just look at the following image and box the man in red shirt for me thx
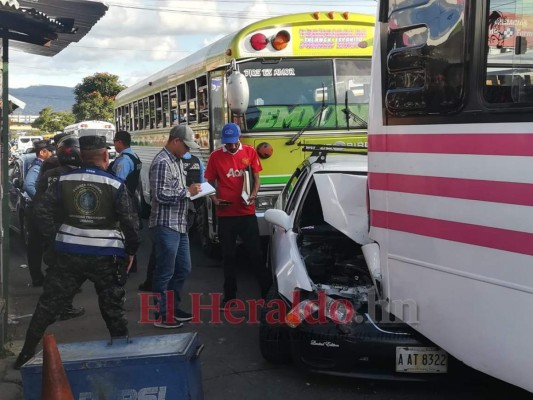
[204,123,271,307]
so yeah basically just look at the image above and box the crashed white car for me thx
[260,153,468,380]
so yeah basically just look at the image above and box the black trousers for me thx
[218,215,271,299]
[26,208,45,285]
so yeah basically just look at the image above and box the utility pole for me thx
[0,34,10,350]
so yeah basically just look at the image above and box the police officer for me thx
[109,130,142,193]
[14,135,141,369]
[109,130,142,272]
[23,139,54,286]
[31,132,86,321]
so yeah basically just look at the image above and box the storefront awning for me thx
[0,0,108,56]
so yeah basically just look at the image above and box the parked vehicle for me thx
[63,120,116,159]
[8,152,36,246]
[16,135,43,154]
[368,0,533,392]
[261,151,472,380]
[114,11,373,253]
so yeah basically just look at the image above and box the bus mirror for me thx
[515,36,527,55]
[227,70,249,115]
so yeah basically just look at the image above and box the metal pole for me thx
[0,34,10,348]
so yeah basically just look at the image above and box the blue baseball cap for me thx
[221,123,241,144]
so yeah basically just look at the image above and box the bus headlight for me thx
[255,195,278,211]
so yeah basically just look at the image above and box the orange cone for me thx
[41,334,74,400]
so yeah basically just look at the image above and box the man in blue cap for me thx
[204,123,271,308]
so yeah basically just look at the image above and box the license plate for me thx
[396,347,448,373]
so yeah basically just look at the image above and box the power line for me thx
[106,1,376,19]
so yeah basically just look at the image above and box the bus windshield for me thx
[241,58,370,132]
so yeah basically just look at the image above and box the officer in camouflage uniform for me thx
[14,135,141,369]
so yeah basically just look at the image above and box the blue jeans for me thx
[150,226,192,319]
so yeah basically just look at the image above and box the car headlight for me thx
[286,291,354,328]
[255,195,278,210]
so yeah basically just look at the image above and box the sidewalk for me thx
[0,342,24,400]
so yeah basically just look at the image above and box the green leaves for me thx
[72,72,126,122]
[31,106,75,134]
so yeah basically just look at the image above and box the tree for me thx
[72,72,126,122]
[31,107,75,134]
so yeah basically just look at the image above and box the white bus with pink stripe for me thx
[369,0,533,393]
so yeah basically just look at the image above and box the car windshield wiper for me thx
[343,91,368,129]
[286,83,327,146]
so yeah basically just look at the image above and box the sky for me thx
[9,0,377,90]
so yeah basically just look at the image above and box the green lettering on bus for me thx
[252,105,368,130]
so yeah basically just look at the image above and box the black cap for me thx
[79,135,110,151]
[33,139,54,152]
[53,132,75,146]
[114,130,131,143]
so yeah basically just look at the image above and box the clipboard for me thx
[190,182,216,200]
[242,165,255,205]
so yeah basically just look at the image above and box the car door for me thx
[271,165,313,301]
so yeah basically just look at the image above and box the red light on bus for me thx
[358,41,368,48]
[342,12,349,20]
[272,30,290,51]
[250,33,268,51]
[327,12,334,20]
[312,12,320,20]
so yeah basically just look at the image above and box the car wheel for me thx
[259,283,291,364]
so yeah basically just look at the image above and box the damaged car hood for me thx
[314,173,372,245]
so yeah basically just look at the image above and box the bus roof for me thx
[116,11,375,106]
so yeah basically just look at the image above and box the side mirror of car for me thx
[265,209,292,231]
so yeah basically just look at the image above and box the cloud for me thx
[8,0,377,89]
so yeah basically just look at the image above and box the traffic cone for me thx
[41,334,74,400]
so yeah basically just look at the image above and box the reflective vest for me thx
[54,167,126,257]
[109,151,142,194]
[182,153,201,186]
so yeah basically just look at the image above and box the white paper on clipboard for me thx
[190,182,216,200]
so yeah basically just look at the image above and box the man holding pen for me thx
[149,125,202,328]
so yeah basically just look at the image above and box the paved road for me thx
[6,226,532,399]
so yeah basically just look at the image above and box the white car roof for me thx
[307,153,368,174]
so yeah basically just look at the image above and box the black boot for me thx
[59,306,85,321]
[138,281,152,291]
